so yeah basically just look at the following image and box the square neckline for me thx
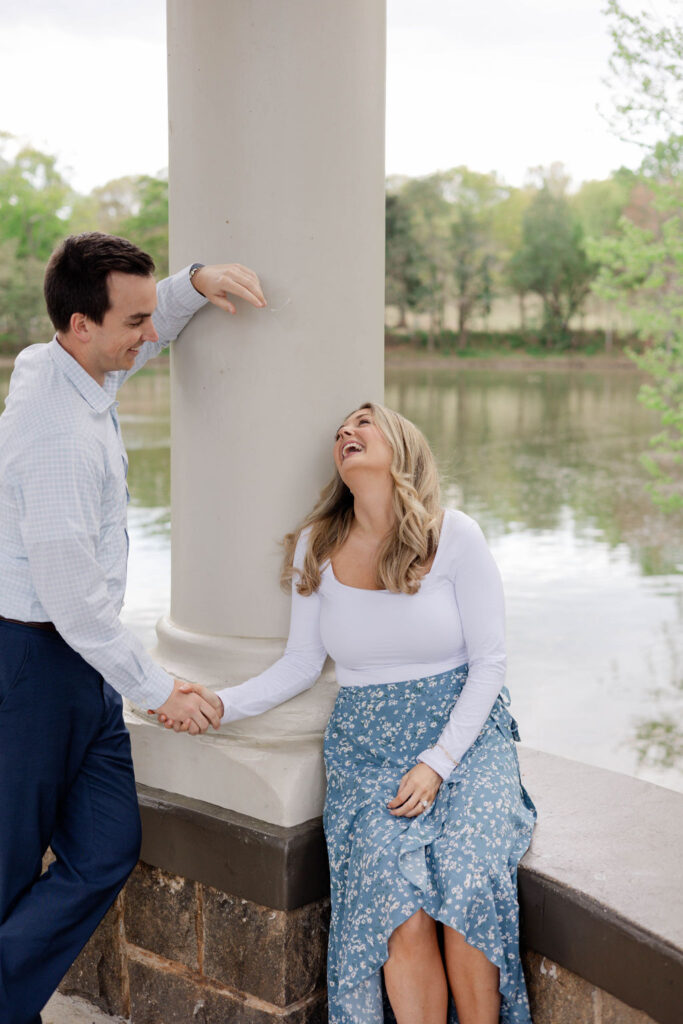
[327,509,450,592]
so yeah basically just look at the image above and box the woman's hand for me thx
[149,683,224,734]
[387,763,442,817]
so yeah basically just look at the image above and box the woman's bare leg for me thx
[383,909,448,1024]
[443,925,501,1024]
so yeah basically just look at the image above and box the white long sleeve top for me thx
[216,508,507,779]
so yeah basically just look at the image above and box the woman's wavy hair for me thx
[282,402,442,596]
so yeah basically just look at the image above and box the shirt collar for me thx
[48,337,117,413]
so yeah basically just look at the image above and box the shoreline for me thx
[0,350,637,373]
[386,349,636,372]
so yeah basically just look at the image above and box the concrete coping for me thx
[516,748,683,1024]
[137,748,683,1024]
[517,747,683,956]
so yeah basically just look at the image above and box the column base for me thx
[126,709,330,829]
[127,618,339,828]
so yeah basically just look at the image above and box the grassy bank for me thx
[1,334,638,373]
[385,345,636,372]
[384,327,638,371]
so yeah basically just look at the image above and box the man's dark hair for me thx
[44,232,156,333]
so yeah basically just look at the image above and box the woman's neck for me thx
[349,476,395,539]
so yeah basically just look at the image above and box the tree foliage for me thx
[0,136,74,346]
[509,178,596,345]
[0,137,169,351]
[603,0,683,145]
[592,1,683,511]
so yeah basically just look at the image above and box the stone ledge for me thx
[136,747,683,1024]
[137,783,329,910]
[517,747,683,1024]
[519,873,681,1024]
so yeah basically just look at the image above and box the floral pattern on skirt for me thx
[323,665,537,1024]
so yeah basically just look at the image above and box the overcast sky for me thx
[0,0,669,194]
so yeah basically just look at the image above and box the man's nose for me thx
[144,322,159,343]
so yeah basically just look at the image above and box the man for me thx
[0,232,266,1024]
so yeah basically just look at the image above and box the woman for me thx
[164,402,537,1024]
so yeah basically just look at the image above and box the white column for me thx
[126,0,386,827]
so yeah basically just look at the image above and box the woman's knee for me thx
[388,909,436,955]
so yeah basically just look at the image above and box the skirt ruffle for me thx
[323,666,537,1024]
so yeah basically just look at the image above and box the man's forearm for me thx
[26,536,174,710]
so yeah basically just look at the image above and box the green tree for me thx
[71,173,169,277]
[592,1,683,511]
[572,169,635,240]
[509,172,596,347]
[385,187,424,328]
[120,174,169,278]
[399,173,453,349]
[0,136,74,348]
[387,168,508,349]
[603,0,683,144]
[0,137,72,259]
[491,186,533,328]
[446,167,506,348]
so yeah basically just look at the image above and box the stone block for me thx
[523,950,596,1024]
[201,885,329,1006]
[128,957,326,1024]
[523,951,658,1024]
[124,861,199,971]
[283,899,329,1004]
[599,988,656,1024]
[59,896,128,1018]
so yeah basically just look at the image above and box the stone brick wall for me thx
[58,861,660,1024]
[523,952,657,1024]
[59,862,329,1024]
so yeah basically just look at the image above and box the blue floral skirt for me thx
[323,665,537,1024]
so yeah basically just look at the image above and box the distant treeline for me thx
[385,161,660,352]
[0,135,671,355]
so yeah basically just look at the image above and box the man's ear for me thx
[69,312,91,343]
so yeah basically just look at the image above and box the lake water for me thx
[2,360,682,792]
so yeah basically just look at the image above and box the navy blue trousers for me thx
[0,621,142,1024]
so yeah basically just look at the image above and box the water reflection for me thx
[386,367,683,791]
[1,361,681,791]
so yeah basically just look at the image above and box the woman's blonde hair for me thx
[282,401,442,596]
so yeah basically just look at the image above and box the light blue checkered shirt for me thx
[0,267,206,710]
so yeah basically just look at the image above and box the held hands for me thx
[148,681,224,736]
[387,762,442,818]
[191,263,267,314]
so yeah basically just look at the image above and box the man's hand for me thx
[148,681,224,736]
[191,263,266,314]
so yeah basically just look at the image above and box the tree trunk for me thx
[457,299,469,350]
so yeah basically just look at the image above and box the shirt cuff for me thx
[140,663,175,711]
[175,264,210,314]
[215,686,232,724]
[417,746,457,782]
